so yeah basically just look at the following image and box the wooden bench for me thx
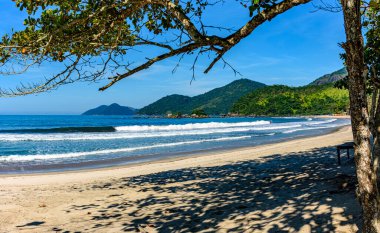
[337,142,354,165]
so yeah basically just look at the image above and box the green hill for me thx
[139,79,266,115]
[82,103,137,115]
[309,68,347,85]
[232,84,349,116]
[138,95,192,115]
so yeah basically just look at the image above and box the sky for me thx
[0,1,346,115]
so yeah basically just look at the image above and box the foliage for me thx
[309,68,347,86]
[191,108,207,116]
[138,79,266,115]
[336,2,380,92]
[82,103,136,115]
[0,0,311,96]
[139,94,192,115]
[364,2,380,88]
[232,84,349,116]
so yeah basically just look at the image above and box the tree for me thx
[191,108,207,116]
[340,0,380,231]
[3,0,380,232]
[0,0,310,96]
[363,3,380,197]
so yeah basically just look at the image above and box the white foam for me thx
[115,121,270,132]
[0,124,302,142]
[306,119,337,125]
[283,126,335,134]
[0,136,251,162]
[0,119,345,142]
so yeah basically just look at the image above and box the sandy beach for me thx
[0,126,360,232]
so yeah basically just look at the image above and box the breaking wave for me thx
[0,136,251,161]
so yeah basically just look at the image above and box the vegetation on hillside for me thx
[232,84,349,116]
[309,68,348,86]
[191,108,207,117]
[82,103,137,115]
[139,79,266,115]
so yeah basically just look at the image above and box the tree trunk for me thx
[370,87,378,137]
[341,0,380,232]
[373,90,380,193]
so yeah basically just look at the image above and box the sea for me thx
[0,115,350,174]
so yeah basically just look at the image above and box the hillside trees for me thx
[232,84,349,115]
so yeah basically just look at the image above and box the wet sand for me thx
[0,126,360,232]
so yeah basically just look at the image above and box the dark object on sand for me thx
[337,142,354,165]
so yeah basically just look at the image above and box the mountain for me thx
[309,68,348,85]
[82,103,137,115]
[138,79,266,115]
[232,84,349,116]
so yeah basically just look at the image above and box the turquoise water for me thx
[0,115,350,173]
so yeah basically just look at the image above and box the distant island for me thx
[82,103,137,115]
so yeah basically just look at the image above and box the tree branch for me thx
[226,0,311,46]
[99,43,200,91]
[153,0,205,41]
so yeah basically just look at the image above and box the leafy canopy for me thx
[0,0,310,96]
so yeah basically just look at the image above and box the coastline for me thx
[137,114,352,119]
[0,115,350,175]
[0,128,345,175]
[0,125,352,184]
[0,125,360,233]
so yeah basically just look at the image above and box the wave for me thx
[0,124,302,142]
[115,121,271,132]
[306,119,337,126]
[0,119,343,142]
[0,126,116,134]
[0,121,270,135]
[283,125,336,134]
[0,119,336,136]
[0,136,251,162]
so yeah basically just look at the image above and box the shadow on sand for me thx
[56,146,360,232]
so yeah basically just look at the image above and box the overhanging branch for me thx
[99,43,200,91]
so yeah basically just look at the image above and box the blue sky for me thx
[0,1,346,114]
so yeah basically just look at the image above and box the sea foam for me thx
[0,123,302,142]
[0,136,251,161]
[114,121,271,132]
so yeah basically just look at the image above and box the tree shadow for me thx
[59,146,360,232]
[16,221,45,227]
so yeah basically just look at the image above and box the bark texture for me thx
[373,91,380,194]
[341,0,380,232]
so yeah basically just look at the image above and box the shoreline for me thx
[0,123,347,175]
[0,125,359,233]
[0,125,352,185]
[138,114,352,119]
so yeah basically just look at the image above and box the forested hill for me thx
[231,84,349,116]
[82,103,137,115]
[138,79,266,115]
[309,68,347,85]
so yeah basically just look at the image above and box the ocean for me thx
[0,115,350,173]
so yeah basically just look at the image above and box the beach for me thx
[0,125,361,232]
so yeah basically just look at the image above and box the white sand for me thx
[0,126,360,232]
